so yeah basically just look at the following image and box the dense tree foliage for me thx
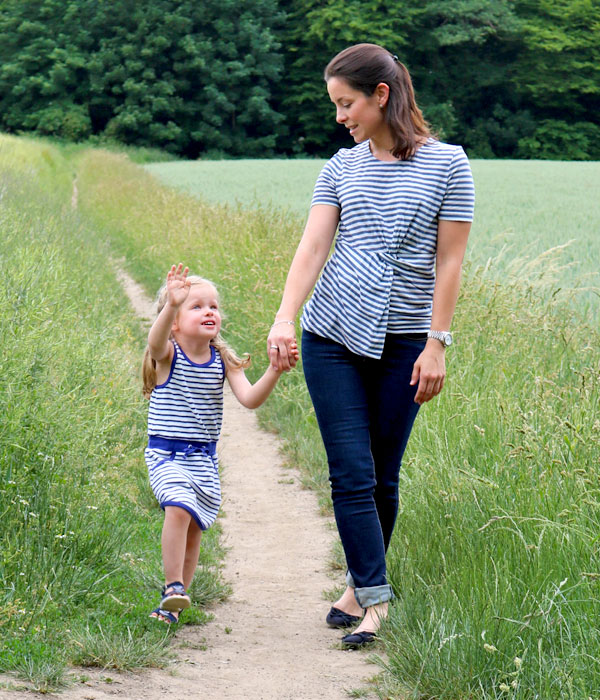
[0,0,598,159]
[0,0,283,156]
[279,0,599,159]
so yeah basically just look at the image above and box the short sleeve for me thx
[438,147,475,221]
[311,152,343,208]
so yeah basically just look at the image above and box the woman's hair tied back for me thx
[325,43,431,160]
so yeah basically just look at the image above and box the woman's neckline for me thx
[366,137,433,163]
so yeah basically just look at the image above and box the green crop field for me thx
[146,158,600,319]
[3,136,600,698]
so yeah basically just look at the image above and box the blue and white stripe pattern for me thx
[301,139,475,358]
[145,341,225,529]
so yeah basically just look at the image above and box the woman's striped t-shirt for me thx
[301,138,475,358]
[148,341,224,442]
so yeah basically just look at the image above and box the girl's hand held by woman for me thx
[267,321,298,371]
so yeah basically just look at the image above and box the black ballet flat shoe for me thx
[341,630,377,649]
[326,606,362,628]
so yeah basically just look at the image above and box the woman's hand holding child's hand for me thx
[268,323,299,372]
[166,264,191,308]
[274,340,299,372]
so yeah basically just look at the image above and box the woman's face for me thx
[326,76,387,144]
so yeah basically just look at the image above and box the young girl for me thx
[143,263,297,623]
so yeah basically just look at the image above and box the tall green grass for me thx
[78,148,600,698]
[145,158,600,318]
[380,265,600,698]
[0,136,228,692]
[77,150,330,504]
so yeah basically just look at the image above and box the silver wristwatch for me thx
[427,330,453,347]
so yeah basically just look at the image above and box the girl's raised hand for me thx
[166,264,191,308]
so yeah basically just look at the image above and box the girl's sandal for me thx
[160,581,191,612]
[149,607,179,624]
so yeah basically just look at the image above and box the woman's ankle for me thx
[334,585,363,615]
[354,601,388,633]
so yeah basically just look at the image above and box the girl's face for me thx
[326,76,388,144]
[172,282,222,341]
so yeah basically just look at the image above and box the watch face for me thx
[444,333,453,346]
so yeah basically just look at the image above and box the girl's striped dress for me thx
[144,341,224,530]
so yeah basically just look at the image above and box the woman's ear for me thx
[375,82,390,108]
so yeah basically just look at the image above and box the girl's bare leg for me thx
[182,518,202,590]
[161,506,192,585]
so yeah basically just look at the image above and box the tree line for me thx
[0,0,598,159]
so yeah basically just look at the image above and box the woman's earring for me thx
[379,104,384,109]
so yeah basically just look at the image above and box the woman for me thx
[268,43,474,648]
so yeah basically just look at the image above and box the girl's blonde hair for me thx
[142,275,250,399]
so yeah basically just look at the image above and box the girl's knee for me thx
[165,505,192,525]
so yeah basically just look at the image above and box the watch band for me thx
[427,330,453,347]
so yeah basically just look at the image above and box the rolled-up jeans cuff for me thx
[354,584,394,608]
[346,572,393,607]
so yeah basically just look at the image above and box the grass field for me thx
[86,148,600,698]
[0,136,229,692]
[146,158,600,317]
[3,136,600,697]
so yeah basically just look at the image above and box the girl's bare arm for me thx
[148,264,189,363]
[147,302,178,363]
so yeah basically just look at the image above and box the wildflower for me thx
[514,657,522,670]
[438,633,461,651]
[484,643,498,653]
[499,683,511,692]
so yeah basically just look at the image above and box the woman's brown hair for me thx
[324,43,432,160]
[142,276,250,399]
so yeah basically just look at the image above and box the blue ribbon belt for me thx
[148,435,217,458]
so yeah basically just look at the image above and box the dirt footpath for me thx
[0,268,380,700]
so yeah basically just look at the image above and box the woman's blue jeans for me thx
[302,329,424,608]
